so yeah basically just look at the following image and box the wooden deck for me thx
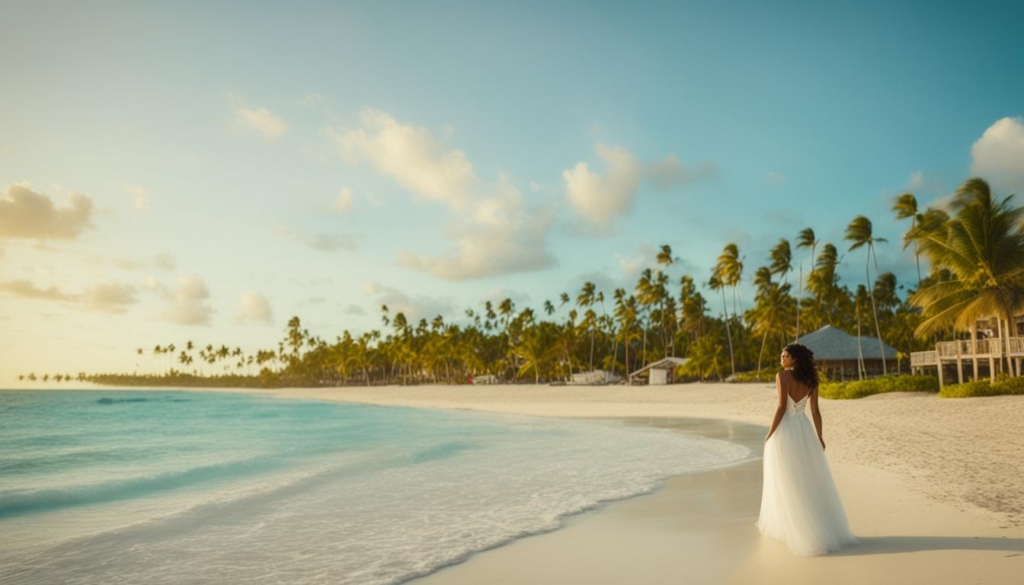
[911,337,1024,385]
[911,337,1024,367]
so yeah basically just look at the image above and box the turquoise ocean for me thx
[0,390,753,584]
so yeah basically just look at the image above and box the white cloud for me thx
[564,144,643,229]
[234,291,273,325]
[971,116,1024,195]
[155,253,176,271]
[363,281,453,324]
[277,223,359,252]
[235,106,287,140]
[902,171,948,203]
[107,257,145,271]
[760,171,788,187]
[83,283,137,313]
[486,288,531,306]
[161,275,214,326]
[906,171,924,190]
[396,175,556,280]
[0,184,93,240]
[647,155,717,191]
[105,253,176,272]
[342,303,366,315]
[332,109,555,280]
[309,234,358,252]
[564,146,714,230]
[330,108,476,210]
[616,245,659,278]
[334,187,354,212]
[0,278,137,312]
[141,275,170,296]
[0,279,74,301]
[298,93,326,107]
[126,185,148,210]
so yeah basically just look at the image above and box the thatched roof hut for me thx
[797,325,897,380]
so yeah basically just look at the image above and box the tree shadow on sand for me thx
[833,536,1024,556]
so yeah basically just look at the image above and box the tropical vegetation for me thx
[19,177,1024,396]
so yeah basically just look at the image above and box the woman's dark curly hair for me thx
[784,343,819,389]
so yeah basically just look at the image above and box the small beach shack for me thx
[797,325,897,380]
[628,357,689,385]
[472,374,500,385]
[570,370,622,385]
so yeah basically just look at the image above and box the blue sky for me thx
[2,0,1023,377]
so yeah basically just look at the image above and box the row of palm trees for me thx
[21,177,1020,387]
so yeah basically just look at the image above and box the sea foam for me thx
[0,391,753,584]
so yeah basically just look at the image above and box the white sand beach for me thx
[246,382,1024,584]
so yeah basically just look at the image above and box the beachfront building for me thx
[628,357,689,385]
[910,316,1024,387]
[797,325,897,381]
[472,374,500,385]
[570,370,622,385]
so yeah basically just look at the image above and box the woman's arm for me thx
[809,385,825,450]
[764,373,787,443]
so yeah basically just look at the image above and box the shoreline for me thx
[413,417,768,585]
[7,383,1024,583]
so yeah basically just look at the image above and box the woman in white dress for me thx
[757,343,857,555]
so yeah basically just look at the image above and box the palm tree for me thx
[910,178,1024,377]
[716,243,744,319]
[769,238,793,285]
[576,282,597,371]
[892,193,923,287]
[679,275,705,346]
[805,243,840,330]
[845,215,888,374]
[753,266,773,296]
[708,272,736,377]
[635,269,656,368]
[749,280,795,375]
[614,289,640,377]
[656,244,677,267]
[795,228,818,338]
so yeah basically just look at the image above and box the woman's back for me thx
[777,370,812,404]
[756,344,856,555]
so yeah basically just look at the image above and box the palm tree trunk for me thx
[640,308,648,369]
[720,288,736,376]
[757,329,768,375]
[1003,312,1018,377]
[867,247,887,374]
[796,263,802,340]
[624,328,630,382]
[970,324,979,381]
[589,328,595,372]
[856,307,865,380]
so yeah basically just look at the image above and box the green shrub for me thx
[732,370,779,383]
[940,377,1024,398]
[819,375,939,399]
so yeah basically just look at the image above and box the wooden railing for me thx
[910,351,937,366]
[936,339,1003,358]
[930,337,1024,361]
[1008,337,1024,356]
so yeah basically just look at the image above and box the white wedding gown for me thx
[757,393,857,555]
